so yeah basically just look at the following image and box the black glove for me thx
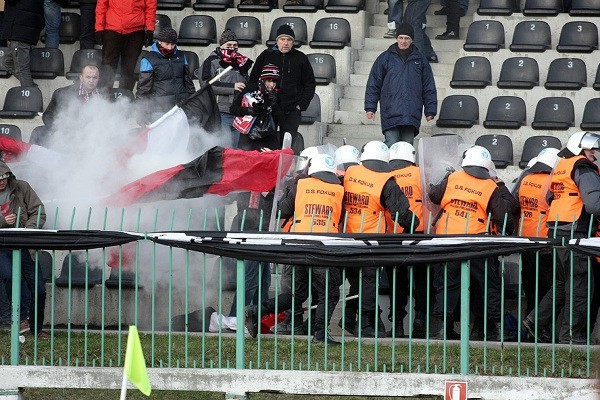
[144,30,154,47]
[95,30,104,46]
[267,89,277,102]
[251,102,265,115]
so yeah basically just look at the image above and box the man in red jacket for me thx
[95,0,157,91]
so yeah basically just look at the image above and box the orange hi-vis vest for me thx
[343,164,391,233]
[518,172,551,237]
[439,170,498,234]
[292,176,344,233]
[547,156,585,225]
[387,165,424,233]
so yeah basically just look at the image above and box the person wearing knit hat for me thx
[219,28,238,46]
[395,23,414,40]
[157,27,178,44]
[275,24,295,42]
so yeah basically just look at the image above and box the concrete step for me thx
[372,13,474,29]
[339,86,448,107]
[353,60,454,76]
[358,41,464,61]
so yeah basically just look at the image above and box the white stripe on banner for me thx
[570,238,600,248]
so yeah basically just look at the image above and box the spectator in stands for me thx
[1,0,44,87]
[201,28,253,147]
[435,0,462,39]
[384,0,403,38]
[44,0,61,49]
[342,141,417,338]
[428,145,517,341]
[365,23,437,147]
[136,27,195,124]
[433,0,467,17]
[95,0,156,90]
[249,24,315,150]
[0,161,47,339]
[245,154,344,345]
[79,0,97,49]
[523,132,600,345]
[404,0,438,63]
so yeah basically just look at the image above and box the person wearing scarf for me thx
[201,28,254,148]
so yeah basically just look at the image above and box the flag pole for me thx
[179,65,233,106]
[119,371,128,400]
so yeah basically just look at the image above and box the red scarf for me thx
[78,83,99,103]
[158,43,176,58]
[217,47,250,69]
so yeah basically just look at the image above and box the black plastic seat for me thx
[109,88,135,103]
[309,17,351,49]
[30,48,64,79]
[182,50,200,80]
[266,17,308,47]
[0,124,21,140]
[283,0,323,12]
[569,0,600,15]
[324,0,365,12]
[28,125,49,146]
[463,20,505,51]
[523,0,563,15]
[34,251,53,283]
[593,64,600,90]
[450,56,492,88]
[225,16,262,47]
[133,50,149,79]
[519,136,562,168]
[436,95,479,128]
[477,0,517,15]
[509,21,551,52]
[153,14,173,40]
[556,21,598,53]
[59,12,81,44]
[177,15,216,46]
[483,96,526,129]
[580,98,600,130]
[531,97,574,130]
[193,0,232,10]
[475,134,514,168]
[157,0,189,10]
[237,0,272,11]
[55,252,103,288]
[544,58,586,90]
[0,87,43,118]
[105,267,138,289]
[66,49,102,79]
[61,0,80,8]
[307,52,336,84]
[497,57,539,89]
[300,93,321,124]
[0,47,11,78]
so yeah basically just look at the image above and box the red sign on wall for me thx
[445,381,467,400]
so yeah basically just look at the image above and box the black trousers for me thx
[279,108,302,136]
[385,263,431,326]
[344,266,379,328]
[521,249,553,316]
[99,29,145,91]
[79,3,96,50]
[446,0,461,33]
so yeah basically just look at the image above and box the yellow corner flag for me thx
[122,326,151,397]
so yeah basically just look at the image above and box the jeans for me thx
[220,112,240,148]
[383,125,418,146]
[44,0,62,49]
[228,260,271,317]
[4,40,34,86]
[388,0,403,27]
[405,0,436,57]
[79,2,96,49]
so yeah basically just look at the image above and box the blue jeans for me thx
[44,0,61,49]
[405,0,436,57]
[229,260,271,317]
[383,125,418,146]
[220,112,240,148]
[388,0,403,27]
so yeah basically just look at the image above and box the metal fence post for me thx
[10,249,22,366]
[460,260,470,375]
[236,259,246,369]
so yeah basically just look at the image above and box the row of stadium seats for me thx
[474,134,561,168]
[450,56,600,90]
[437,95,600,131]
[478,0,600,16]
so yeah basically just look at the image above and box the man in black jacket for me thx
[1,0,44,87]
[248,24,315,146]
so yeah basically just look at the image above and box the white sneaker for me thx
[383,29,396,38]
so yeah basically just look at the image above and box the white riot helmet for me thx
[461,145,492,169]
[536,147,560,169]
[483,156,497,178]
[389,141,416,163]
[297,146,320,171]
[566,131,600,155]
[335,145,360,168]
[361,140,390,162]
[308,153,337,176]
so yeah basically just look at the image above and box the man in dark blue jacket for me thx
[364,23,437,146]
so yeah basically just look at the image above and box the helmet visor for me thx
[580,133,600,150]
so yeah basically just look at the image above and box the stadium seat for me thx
[237,0,272,11]
[182,50,200,80]
[0,124,21,140]
[55,252,103,288]
[519,136,562,168]
[109,88,135,103]
[30,48,65,79]
[477,0,517,15]
[497,57,539,89]
[193,0,232,10]
[153,14,172,40]
[580,98,600,130]
[483,96,526,129]
[523,0,563,15]
[309,17,351,49]
[324,0,365,13]
[307,53,336,84]
[36,251,54,283]
[225,16,262,47]
[436,95,479,128]
[544,58,587,90]
[105,267,138,289]
[531,97,574,130]
[0,47,11,78]
[66,49,102,79]
[61,0,80,8]
[0,86,43,119]
[474,134,513,168]
[569,0,600,15]
[556,21,598,53]
[59,12,81,44]
[177,15,217,46]
[157,0,189,10]
[133,50,149,78]
[449,56,492,88]
[509,21,551,52]
[283,0,323,12]
[463,20,505,51]
[593,64,600,90]
[28,125,50,146]
[266,17,308,47]
[300,93,321,124]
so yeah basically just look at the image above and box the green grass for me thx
[1,330,595,378]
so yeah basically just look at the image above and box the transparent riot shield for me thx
[269,151,301,231]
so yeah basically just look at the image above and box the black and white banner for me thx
[0,229,142,250]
